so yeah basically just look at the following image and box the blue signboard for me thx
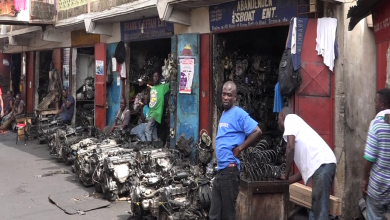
[121,17,174,42]
[209,0,297,31]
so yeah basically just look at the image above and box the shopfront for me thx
[70,29,105,129]
[121,16,176,148]
[209,0,335,179]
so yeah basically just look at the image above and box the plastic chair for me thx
[16,120,27,145]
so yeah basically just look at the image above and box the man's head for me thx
[221,81,237,110]
[376,88,390,114]
[278,107,293,132]
[120,98,126,111]
[62,89,68,98]
[153,72,160,85]
[6,91,11,96]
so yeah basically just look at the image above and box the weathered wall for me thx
[174,7,210,35]
[58,0,137,21]
[329,2,377,219]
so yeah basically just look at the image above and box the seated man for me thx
[4,91,14,117]
[55,89,75,124]
[104,98,130,134]
[130,92,157,142]
[0,94,25,132]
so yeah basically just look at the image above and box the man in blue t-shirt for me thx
[209,81,262,220]
[55,89,75,124]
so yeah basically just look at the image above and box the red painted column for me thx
[26,51,35,113]
[199,34,212,136]
[376,41,389,90]
[94,43,107,130]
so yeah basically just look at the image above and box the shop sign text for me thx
[120,17,174,42]
[210,0,297,31]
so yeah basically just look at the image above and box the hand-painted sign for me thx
[121,17,174,42]
[71,29,100,47]
[209,0,297,31]
[373,0,390,44]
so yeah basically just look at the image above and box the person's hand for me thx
[361,178,368,194]
[147,84,153,88]
[279,173,287,180]
[233,146,242,157]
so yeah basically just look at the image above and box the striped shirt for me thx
[364,115,390,200]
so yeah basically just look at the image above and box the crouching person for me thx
[104,98,130,134]
[130,92,157,142]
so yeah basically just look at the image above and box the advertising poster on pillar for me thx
[120,17,174,42]
[179,58,195,94]
[209,0,297,31]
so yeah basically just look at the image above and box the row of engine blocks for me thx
[36,115,216,220]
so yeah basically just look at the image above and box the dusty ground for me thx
[0,132,130,220]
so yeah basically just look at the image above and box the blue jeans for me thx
[308,163,336,220]
[130,123,157,141]
[145,117,157,141]
[59,113,72,123]
[366,195,390,220]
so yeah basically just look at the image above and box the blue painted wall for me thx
[106,43,122,126]
[175,34,200,163]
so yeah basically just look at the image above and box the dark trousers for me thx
[309,163,336,220]
[209,167,240,220]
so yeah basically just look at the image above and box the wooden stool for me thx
[16,123,27,145]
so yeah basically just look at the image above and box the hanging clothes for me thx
[316,17,338,71]
[286,17,308,71]
[273,82,284,113]
[14,0,27,11]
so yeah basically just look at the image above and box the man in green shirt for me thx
[146,72,170,141]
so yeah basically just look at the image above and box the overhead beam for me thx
[84,19,113,36]
[157,0,191,26]
[8,36,29,46]
[10,26,42,36]
[42,29,66,42]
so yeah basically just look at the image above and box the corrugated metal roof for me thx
[347,0,381,31]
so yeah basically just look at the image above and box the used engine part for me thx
[76,77,95,100]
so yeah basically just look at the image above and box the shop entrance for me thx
[37,51,53,104]
[75,47,95,127]
[214,26,289,132]
[213,26,289,180]
[129,38,171,146]
[11,54,21,97]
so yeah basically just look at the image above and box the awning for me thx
[157,0,235,26]
[1,26,43,46]
[83,0,159,36]
[347,0,381,31]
